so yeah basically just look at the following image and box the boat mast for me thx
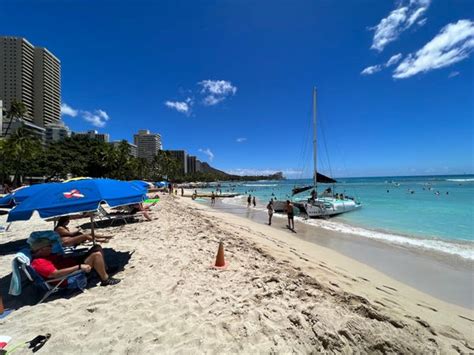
[312,87,317,190]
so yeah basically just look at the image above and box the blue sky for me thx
[1,0,473,177]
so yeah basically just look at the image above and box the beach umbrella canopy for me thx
[7,178,146,222]
[0,194,15,208]
[130,180,152,191]
[0,183,60,208]
[154,181,167,188]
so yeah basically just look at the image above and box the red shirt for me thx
[31,255,78,279]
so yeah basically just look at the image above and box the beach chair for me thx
[13,251,87,304]
[95,205,141,226]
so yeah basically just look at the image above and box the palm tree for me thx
[6,127,41,186]
[4,100,27,136]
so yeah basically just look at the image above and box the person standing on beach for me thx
[267,199,274,225]
[247,194,251,207]
[181,187,184,196]
[252,196,256,207]
[211,191,216,205]
[286,200,295,230]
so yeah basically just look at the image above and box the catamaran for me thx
[290,87,361,218]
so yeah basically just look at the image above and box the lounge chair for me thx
[95,205,143,226]
[10,250,87,304]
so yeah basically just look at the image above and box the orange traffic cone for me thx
[213,241,228,269]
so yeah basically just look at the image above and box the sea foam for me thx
[446,178,474,182]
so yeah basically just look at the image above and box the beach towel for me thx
[9,250,31,296]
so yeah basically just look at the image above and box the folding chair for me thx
[15,253,87,304]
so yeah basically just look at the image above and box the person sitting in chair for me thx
[55,216,112,247]
[30,238,120,286]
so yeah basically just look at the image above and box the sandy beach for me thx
[1,194,473,353]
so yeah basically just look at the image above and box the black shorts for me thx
[288,213,294,219]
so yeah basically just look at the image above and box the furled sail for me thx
[292,173,336,196]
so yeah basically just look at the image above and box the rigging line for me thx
[295,108,310,180]
[319,108,334,179]
[331,127,361,199]
[297,104,313,181]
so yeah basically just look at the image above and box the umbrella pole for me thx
[90,216,96,245]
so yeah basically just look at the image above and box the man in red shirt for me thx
[30,238,120,287]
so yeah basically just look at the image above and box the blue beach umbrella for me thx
[13,183,62,205]
[154,181,167,188]
[7,178,146,222]
[130,180,151,191]
[0,194,15,208]
[0,183,59,208]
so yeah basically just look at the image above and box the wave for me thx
[300,218,473,260]
[221,196,473,260]
[243,184,278,187]
[446,178,474,182]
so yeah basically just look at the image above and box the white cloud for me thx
[198,148,214,162]
[236,137,247,143]
[393,19,474,79]
[165,98,192,115]
[60,103,78,117]
[82,110,110,128]
[361,52,403,75]
[361,65,383,75]
[386,53,403,67]
[371,0,431,52]
[198,80,237,106]
[448,71,460,78]
[96,109,109,120]
[417,18,427,27]
[61,103,110,127]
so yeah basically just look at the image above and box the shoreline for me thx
[218,194,473,261]
[194,196,473,309]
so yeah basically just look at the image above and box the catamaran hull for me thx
[272,200,287,212]
[303,200,361,218]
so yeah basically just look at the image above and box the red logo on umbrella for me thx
[63,189,85,199]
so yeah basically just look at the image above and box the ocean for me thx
[201,175,474,260]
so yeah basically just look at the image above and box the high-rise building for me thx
[133,129,162,161]
[34,47,61,127]
[166,150,188,175]
[187,155,197,174]
[74,130,110,143]
[111,140,138,158]
[0,36,61,136]
[45,120,71,142]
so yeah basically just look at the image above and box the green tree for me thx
[4,100,27,136]
[4,127,41,186]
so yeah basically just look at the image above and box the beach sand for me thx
[0,194,473,353]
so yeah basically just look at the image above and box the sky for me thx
[1,0,473,178]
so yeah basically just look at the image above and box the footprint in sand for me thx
[458,315,474,323]
[375,287,394,295]
[416,303,438,312]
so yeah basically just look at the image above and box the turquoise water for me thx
[204,175,474,258]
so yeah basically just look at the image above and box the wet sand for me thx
[203,198,474,309]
